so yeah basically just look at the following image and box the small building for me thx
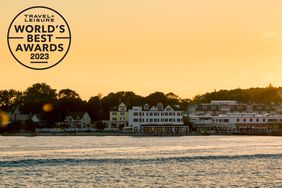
[31,114,47,127]
[106,103,129,131]
[9,107,29,123]
[32,114,42,123]
[64,112,91,128]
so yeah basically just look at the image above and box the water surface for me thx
[0,136,281,187]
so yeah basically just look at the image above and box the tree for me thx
[58,89,80,99]
[21,83,57,124]
[0,89,22,112]
[166,92,179,100]
[21,83,57,113]
[57,88,86,121]
[87,96,102,121]
[146,92,167,105]
[183,116,195,132]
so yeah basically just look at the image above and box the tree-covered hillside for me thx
[191,84,282,104]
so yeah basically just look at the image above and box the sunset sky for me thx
[1,0,282,100]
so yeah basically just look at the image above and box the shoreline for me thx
[1,132,281,137]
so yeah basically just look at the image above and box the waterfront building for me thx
[188,100,281,116]
[31,114,47,127]
[8,107,29,123]
[189,112,282,132]
[64,112,92,128]
[128,103,188,135]
[106,103,129,131]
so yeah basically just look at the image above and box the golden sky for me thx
[1,0,282,100]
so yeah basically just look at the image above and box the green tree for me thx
[146,92,167,106]
[21,83,57,113]
[57,88,86,121]
[58,89,80,99]
[21,83,57,124]
[87,96,102,121]
[0,89,22,112]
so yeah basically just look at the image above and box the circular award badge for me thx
[7,6,71,70]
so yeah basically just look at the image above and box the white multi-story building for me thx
[189,112,282,130]
[188,100,281,116]
[128,103,184,132]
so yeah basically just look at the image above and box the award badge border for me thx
[7,6,71,70]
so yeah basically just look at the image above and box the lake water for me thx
[0,136,281,187]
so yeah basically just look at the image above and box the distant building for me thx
[32,114,43,123]
[9,107,29,123]
[107,103,129,131]
[188,100,280,116]
[189,112,282,132]
[64,112,91,128]
[128,103,188,134]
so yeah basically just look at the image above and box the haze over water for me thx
[0,136,281,187]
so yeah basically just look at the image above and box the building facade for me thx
[188,100,282,116]
[9,107,29,123]
[189,112,282,131]
[106,103,129,131]
[64,112,92,128]
[128,103,188,134]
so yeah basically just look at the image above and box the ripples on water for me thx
[0,136,281,187]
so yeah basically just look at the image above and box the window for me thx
[133,112,138,116]
[133,118,138,122]
[237,118,240,122]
